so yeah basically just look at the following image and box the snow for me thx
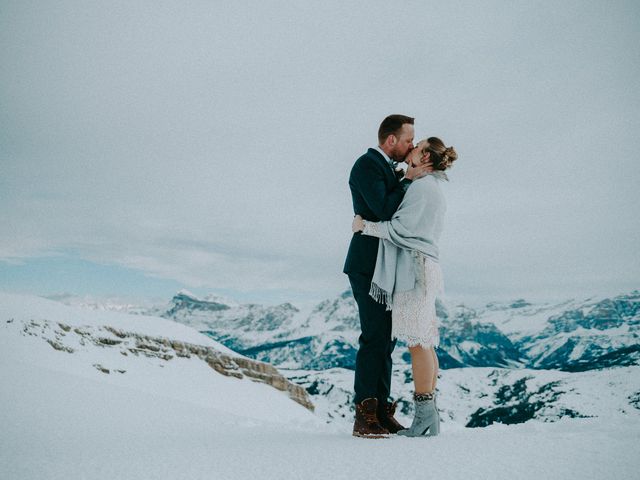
[475,299,578,338]
[459,340,483,353]
[0,292,238,355]
[43,292,154,314]
[2,358,638,480]
[437,367,640,424]
[177,288,241,308]
[2,291,640,480]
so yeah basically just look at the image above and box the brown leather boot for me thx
[352,398,389,438]
[377,400,406,434]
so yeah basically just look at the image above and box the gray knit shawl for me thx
[369,172,447,309]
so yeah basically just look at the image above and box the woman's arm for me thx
[352,214,386,239]
[352,177,437,249]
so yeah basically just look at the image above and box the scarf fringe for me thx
[369,282,393,311]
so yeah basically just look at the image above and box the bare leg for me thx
[430,347,439,392]
[400,345,440,437]
[409,345,436,394]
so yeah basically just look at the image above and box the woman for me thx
[352,137,457,437]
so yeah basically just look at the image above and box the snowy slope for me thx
[2,355,639,480]
[2,291,238,351]
[0,292,315,420]
[2,291,640,480]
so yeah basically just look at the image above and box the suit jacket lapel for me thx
[368,148,398,185]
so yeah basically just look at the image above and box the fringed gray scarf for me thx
[368,172,447,310]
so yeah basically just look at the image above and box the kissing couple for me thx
[344,114,457,438]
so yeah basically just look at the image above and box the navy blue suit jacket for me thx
[343,148,411,276]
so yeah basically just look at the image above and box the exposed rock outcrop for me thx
[16,318,314,412]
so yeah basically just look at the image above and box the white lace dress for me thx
[363,222,444,349]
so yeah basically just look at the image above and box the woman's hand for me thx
[352,214,365,233]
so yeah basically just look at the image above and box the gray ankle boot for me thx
[433,394,440,435]
[398,393,439,437]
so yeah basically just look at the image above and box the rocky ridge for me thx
[12,316,313,411]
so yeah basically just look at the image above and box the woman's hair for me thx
[422,137,458,171]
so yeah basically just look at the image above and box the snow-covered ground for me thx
[1,292,639,480]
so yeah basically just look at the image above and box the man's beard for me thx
[389,148,408,163]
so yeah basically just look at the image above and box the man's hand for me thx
[405,151,433,181]
[352,214,365,233]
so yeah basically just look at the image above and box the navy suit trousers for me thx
[349,272,396,404]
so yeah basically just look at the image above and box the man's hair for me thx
[378,114,414,144]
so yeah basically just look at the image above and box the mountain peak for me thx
[169,291,231,315]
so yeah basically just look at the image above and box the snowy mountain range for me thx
[139,288,639,427]
[40,288,640,428]
[158,289,640,373]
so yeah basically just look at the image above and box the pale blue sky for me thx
[1,1,638,306]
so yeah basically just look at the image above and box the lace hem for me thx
[391,253,443,350]
[393,333,440,349]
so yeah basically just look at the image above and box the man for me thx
[344,114,432,438]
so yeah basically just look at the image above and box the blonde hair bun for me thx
[424,137,458,170]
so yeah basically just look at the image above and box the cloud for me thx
[1,1,639,302]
